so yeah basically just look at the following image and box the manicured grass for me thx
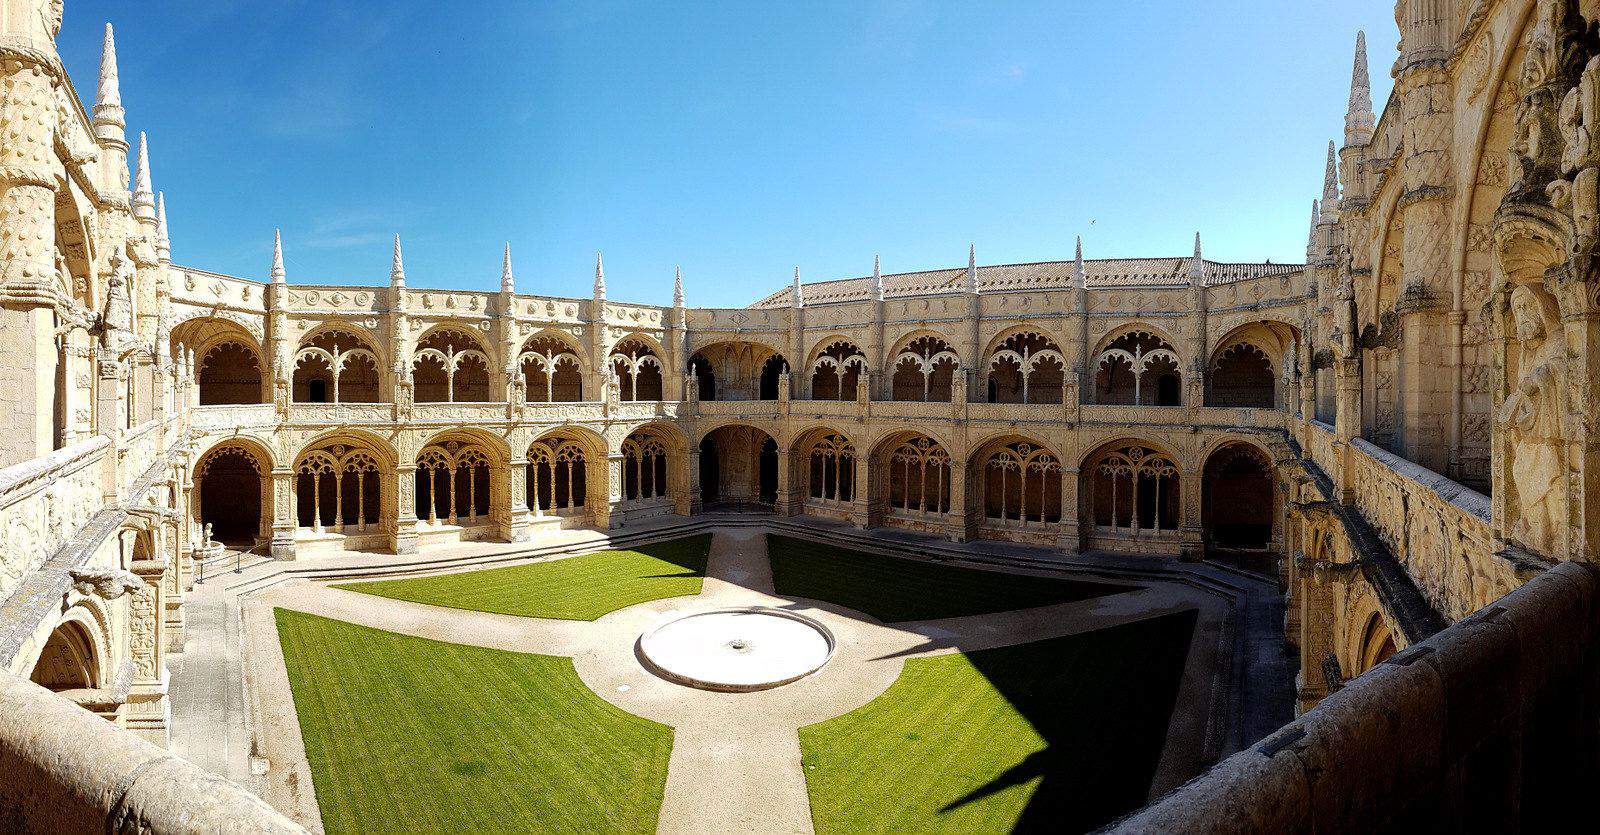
[275,609,672,835]
[799,610,1198,834]
[332,534,712,620]
[766,534,1130,622]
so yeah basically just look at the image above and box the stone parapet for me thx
[1108,559,1600,834]
[0,669,304,834]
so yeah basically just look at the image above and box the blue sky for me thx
[58,1,1398,307]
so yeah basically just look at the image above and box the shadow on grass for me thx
[939,609,1198,832]
[766,533,1134,622]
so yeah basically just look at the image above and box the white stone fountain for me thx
[637,608,835,692]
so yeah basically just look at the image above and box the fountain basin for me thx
[637,608,835,692]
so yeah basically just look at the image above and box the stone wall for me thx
[1109,560,1600,833]
[0,669,304,834]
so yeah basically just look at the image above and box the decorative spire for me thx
[790,266,804,308]
[501,243,515,294]
[133,132,155,221]
[871,254,884,301]
[1321,140,1340,209]
[390,235,406,287]
[593,252,606,300]
[93,23,125,138]
[1345,31,1375,146]
[155,192,171,263]
[1073,237,1086,289]
[1307,199,1321,254]
[965,244,979,293]
[1189,232,1205,284]
[270,229,286,284]
[673,265,685,308]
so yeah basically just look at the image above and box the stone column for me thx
[0,41,62,468]
[773,447,799,517]
[1295,566,1338,714]
[270,469,296,559]
[393,464,419,554]
[946,464,968,543]
[598,453,624,529]
[507,457,531,541]
[125,556,170,746]
[853,454,874,530]
[1179,464,1204,560]
[1057,468,1081,554]
[685,446,702,516]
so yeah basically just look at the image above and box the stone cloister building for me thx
[2,0,1599,830]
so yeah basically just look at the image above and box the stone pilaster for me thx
[125,557,170,746]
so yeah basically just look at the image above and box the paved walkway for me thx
[181,525,1244,833]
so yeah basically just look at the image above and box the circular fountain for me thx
[637,608,835,692]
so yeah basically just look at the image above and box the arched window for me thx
[195,444,266,544]
[1094,332,1181,406]
[1203,443,1274,549]
[987,332,1066,404]
[29,621,98,692]
[295,443,383,533]
[527,437,588,514]
[412,330,492,403]
[196,342,263,405]
[887,436,952,515]
[758,355,786,401]
[294,330,381,404]
[1091,445,1179,533]
[519,336,583,403]
[890,336,960,402]
[414,442,492,526]
[1207,343,1276,408]
[622,433,670,501]
[982,442,1062,527]
[811,342,867,401]
[611,339,663,401]
[807,434,856,504]
[689,356,716,401]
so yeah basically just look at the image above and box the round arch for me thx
[527,426,609,523]
[971,434,1064,543]
[697,422,779,508]
[1091,325,1183,407]
[1201,440,1277,558]
[982,326,1067,405]
[27,614,107,694]
[788,425,859,519]
[291,431,399,542]
[193,439,274,545]
[173,317,268,405]
[1080,437,1182,553]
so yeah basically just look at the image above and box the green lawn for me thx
[332,534,712,620]
[799,609,1198,834]
[275,609,672,834]
[766,534,1130,622]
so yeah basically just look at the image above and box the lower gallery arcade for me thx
[190,427,1282,559]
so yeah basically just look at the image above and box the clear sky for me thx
[57,1,1398,308]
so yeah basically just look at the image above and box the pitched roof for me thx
[749,257,1303,308]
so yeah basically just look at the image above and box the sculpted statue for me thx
[1498,284,1567,557]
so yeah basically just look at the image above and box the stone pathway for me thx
[224,527,1232,833]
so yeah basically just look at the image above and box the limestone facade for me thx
[3,0,1600,829]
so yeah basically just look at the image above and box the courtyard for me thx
[193,527,1237,834]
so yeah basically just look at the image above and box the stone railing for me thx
[1304,419,1339,474]
[695,400,781,419]
[1109,560,1600,834]
[118,419,166,497]
[0,437,111,603]
[1346,438,1523,621]
[189,403,277,432]
[0,670,305,833]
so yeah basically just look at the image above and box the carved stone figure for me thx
[1498,284,1567,558]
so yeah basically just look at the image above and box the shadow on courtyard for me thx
[755,534,1199,833]
[930,609,1198,832]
